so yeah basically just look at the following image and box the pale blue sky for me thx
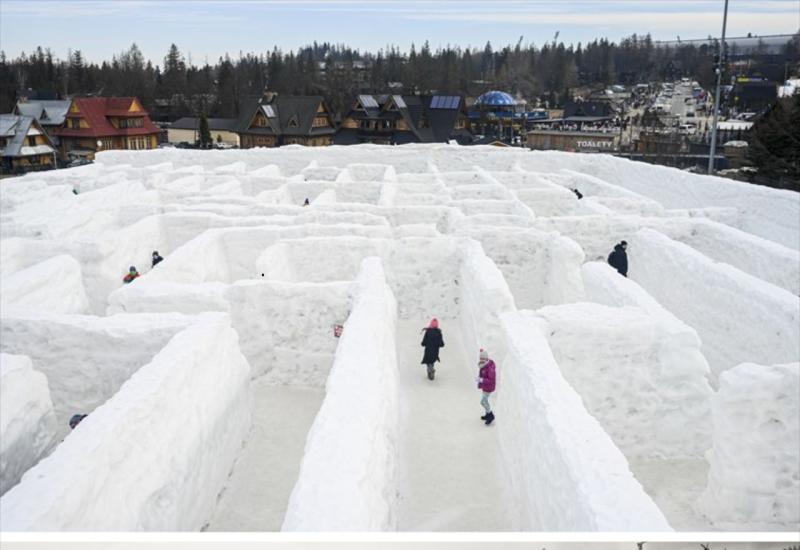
[1,0,798,65]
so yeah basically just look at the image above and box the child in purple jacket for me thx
[476,348,496,425]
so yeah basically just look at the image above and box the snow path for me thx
[395,320,513,531]
[630,457,713,531]
[206,381,324,531]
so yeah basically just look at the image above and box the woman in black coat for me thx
[421,318,444,381]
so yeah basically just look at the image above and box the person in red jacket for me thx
[476,348,496,425]
[122,266,140,284]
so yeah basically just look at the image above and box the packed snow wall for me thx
[458,239,517,364]
[0,313,252,531]
[456,226,585,309]
[517,151,800,250]
[0,354,57,496]
[0,255,90,316]
[0,312,194,434]
[699,362,800,528]
[532,215,800,295]
[256,236,462,320]
[536,302,713,460]
[224,279,354,383]
[496,311,672,530]
[630,228,800,380]
[282,258,400,531]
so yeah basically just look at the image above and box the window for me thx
[69,118,81,129]
[312,116,329,128]
[118,118,144,129]
[27,136,36,146]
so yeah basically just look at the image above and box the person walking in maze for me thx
[607,240,629,277]
[476,348,496,425]
[122,266,140,284]
[420,318,444,381]
[151,251,164,268]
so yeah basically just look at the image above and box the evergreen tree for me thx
[199,113,212,148]
[747,95,800,191]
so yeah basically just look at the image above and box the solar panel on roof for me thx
[358,95,378,108]
[430,95,460,109]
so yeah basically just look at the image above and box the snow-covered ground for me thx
[0,144,798,532]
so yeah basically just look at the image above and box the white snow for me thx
[1,144,798,531]
[536,302,713,460]
[630,228,799,381]
[0,313,252,531]
[0,354,57,496]
[282,258,400,531]
[699,362,800,529]
[497,311,672,530]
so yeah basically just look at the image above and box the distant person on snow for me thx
[572,188,583,199]
[151,251,164,268]
[607,240,629,277]
[69,414,87,429]
[421,318,445,380]
[303,198,310,206]
[476,349,496,425]
[123,266,140,284]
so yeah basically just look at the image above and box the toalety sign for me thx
[576,139,614,150]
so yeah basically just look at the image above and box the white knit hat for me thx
[479,348,489,361]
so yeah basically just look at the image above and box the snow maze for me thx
[0,145,798,532]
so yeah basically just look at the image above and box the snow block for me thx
[0,312,194,434]
[0,313,252,531]
[518,150,800,250]
[496,310,672,531]
[699,362,800,528]
[456,226,585,309]
[0,255,89,316]
[630,228,800,380]
[458,239,516,364]
[536,301,713,460]
[0,354,57,496]
[282,257,399,531]
[225,279,354,382]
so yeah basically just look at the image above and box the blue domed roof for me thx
[475,90,516,106]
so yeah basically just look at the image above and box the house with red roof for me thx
[54,97,160,159]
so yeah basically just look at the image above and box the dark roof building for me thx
[238,94,335,148]
[564,100,616,119]
[335,94,470,145]
[13,99,72,147]
[0,114,57,173]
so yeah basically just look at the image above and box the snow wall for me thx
[282,258,400,531]
[532,215,800,296]
[0,354,58,496]
[457,244,669,530]
[630,228,800,380]
[0,313,252,531]
[699,362,800,528]
[0,313,194,433]
[455,227,585,309]
[537,301,713,460]
[0,255,89,316]
[496,311,672,530]
[517,151,800,250]
[458,239,516,363]
[224,280,354,383]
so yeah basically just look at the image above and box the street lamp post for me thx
[708,0,729,175]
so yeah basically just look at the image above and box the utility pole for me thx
[708,0,729,174]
